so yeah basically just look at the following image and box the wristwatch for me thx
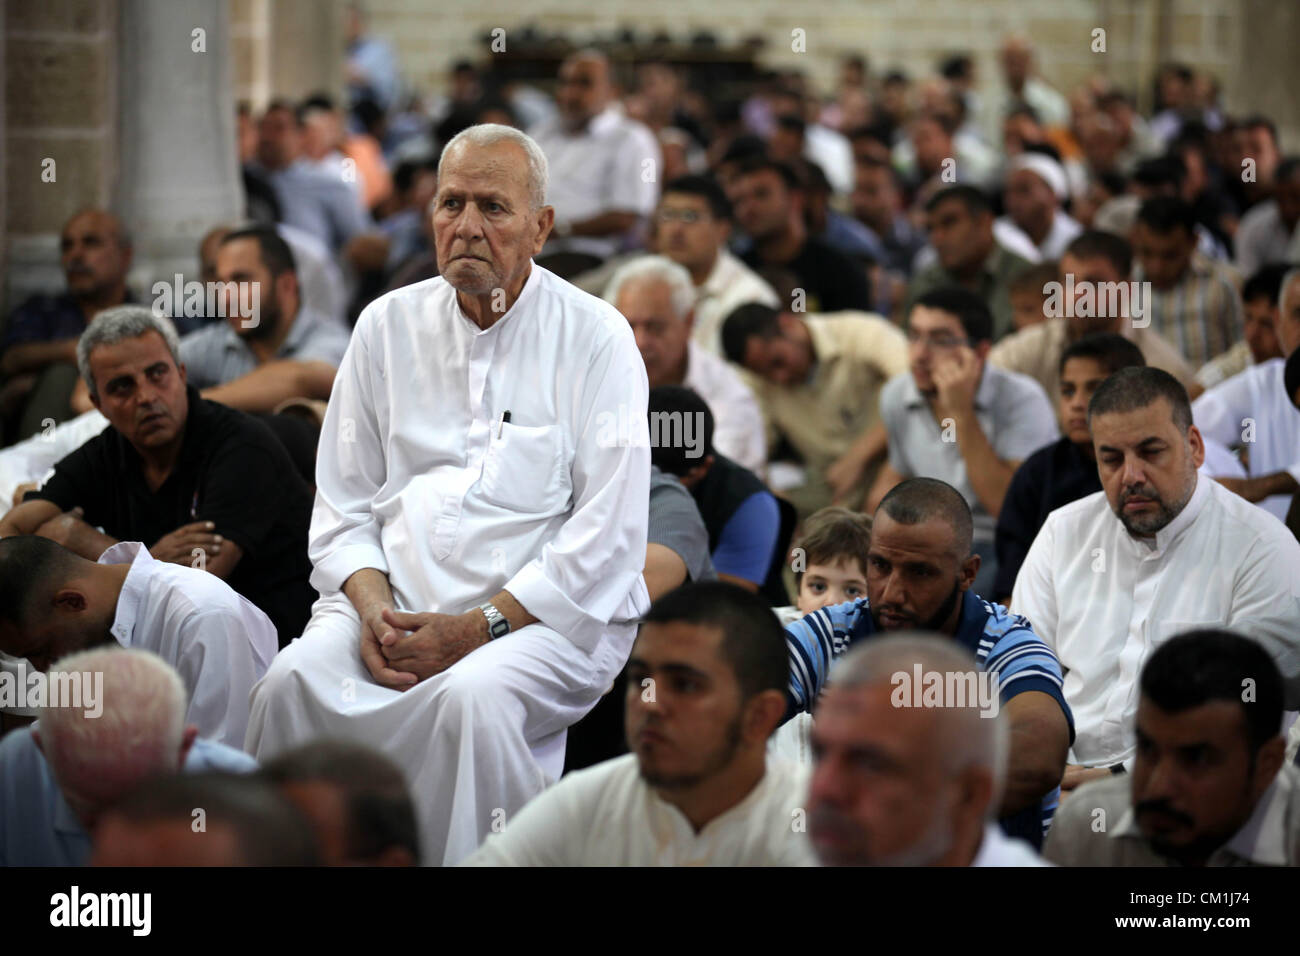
[478,602,510,640]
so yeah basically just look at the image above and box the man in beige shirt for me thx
[721,303,908,516]
[989,230,1195,411]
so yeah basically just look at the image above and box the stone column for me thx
[115,0,244,300]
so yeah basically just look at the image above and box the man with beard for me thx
[1045,630,1300,865]
[783,477,1072,847]
[462,582,814,866]
[0,306,316,648]
[1013,367,1300,793]
[176,225,350,413]
[806,634,1047,866]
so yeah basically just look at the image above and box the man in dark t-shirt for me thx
[0,306,315,646]
[731,157,872,314]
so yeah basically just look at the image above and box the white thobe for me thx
[682,341,767,474]
[244,264,651,865]
[461,753,816,866]
[1192,358,1300,523]
[1012,478,1300,766]
[996,210,1083,261]
[971,822,1050,867]
[691,249,780,356]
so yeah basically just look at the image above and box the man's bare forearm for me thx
[201,360,338,413]
[342,567,393,613]
[953,416,1016,518]
[0,338,78,377]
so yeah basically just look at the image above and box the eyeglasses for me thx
[656,208,708,225]
[905,329,973,350]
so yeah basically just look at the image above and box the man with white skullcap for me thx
[998,151,1082,260]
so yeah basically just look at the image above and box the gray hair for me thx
[605,255,697,320]
[439,123,549,210]
[77,305,183,400]
[831,632,1009,814]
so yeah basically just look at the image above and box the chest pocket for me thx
[479,422,570,515]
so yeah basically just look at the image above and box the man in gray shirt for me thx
[179,225,350,414]
[870,287,1057,595]
[647,464,716,600]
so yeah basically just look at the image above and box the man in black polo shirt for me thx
[0,305,314,646]
[648,385,787,606]
[730,157,872,314]
[992,332,1146,603]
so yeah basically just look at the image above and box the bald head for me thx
[806,633,1006,866]
[876,477,974,560]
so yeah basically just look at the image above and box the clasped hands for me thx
[359,603,490,690]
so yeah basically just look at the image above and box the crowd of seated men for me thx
[2,21,1299,867]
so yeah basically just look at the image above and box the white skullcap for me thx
[1007,152,1069,202]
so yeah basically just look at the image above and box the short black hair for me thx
[924,184,992,217]
[1088,365,1193,432]
[911,286,993,343]
[1276,156,1300,184]
[1064,230,1133,276]
[718,134,767,167]
[1286,348,1300,413]
[1133,155,1186,191]
[647,385,715,476]
[1242,262,1291,306]
[734,155,804,193]
[261,740,420,863]
[0,536,80,628]
[1239,114,1278,144]
[721,302,781,366]
[1140,630,1283,754]
[1059,332,1147,376]
[639,581,789,701]
[1136,196,1197,238]
[109,772,322,866]
[939,54,972,81]
[876,477,974,559]
[219,224,298,278]
[662,174,731,221]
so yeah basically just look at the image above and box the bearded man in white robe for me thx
[245,124,651,865]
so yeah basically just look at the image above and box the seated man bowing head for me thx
[464,582,815,866]
[245,124,652,866]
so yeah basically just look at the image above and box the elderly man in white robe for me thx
[244,124,651,866]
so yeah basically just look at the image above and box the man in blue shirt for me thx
[783,476,1073,846]
[0,646,256,866]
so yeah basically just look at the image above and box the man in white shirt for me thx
[807,633,1047,866]
[243,124,651,866]
[1234,158,1300,279]
[464,582,813,866]
[530,50,660,266]
[653,174,779,356]
[1192,267,1300,523]
[1046,629,1300,866]
[1013,367,1300,790]
[0,536,276,748]
[996,152,1083,261]
[607,255,766,474]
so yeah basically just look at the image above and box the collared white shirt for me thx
[530,109,661,260]
[1012,478,1300,766]
[1193,357,1300,523]
[683,341,766,474]
[461,753,816,866]
[692,249,780,356]
[971,821,1051,867]
[96,542,277,748]
[311,264,650,654]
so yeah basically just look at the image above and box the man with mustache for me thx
[1013,367,1300,793]
[463,582,814,866]
[1045,629,1300,865]
[783,477,1072,847]
[1,210,134,441]
[807,633,1046,866]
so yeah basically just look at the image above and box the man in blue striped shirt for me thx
[784,477,1074,846]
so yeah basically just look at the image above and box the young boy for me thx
[779,506,873,622]
[1007,260,1061,332]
